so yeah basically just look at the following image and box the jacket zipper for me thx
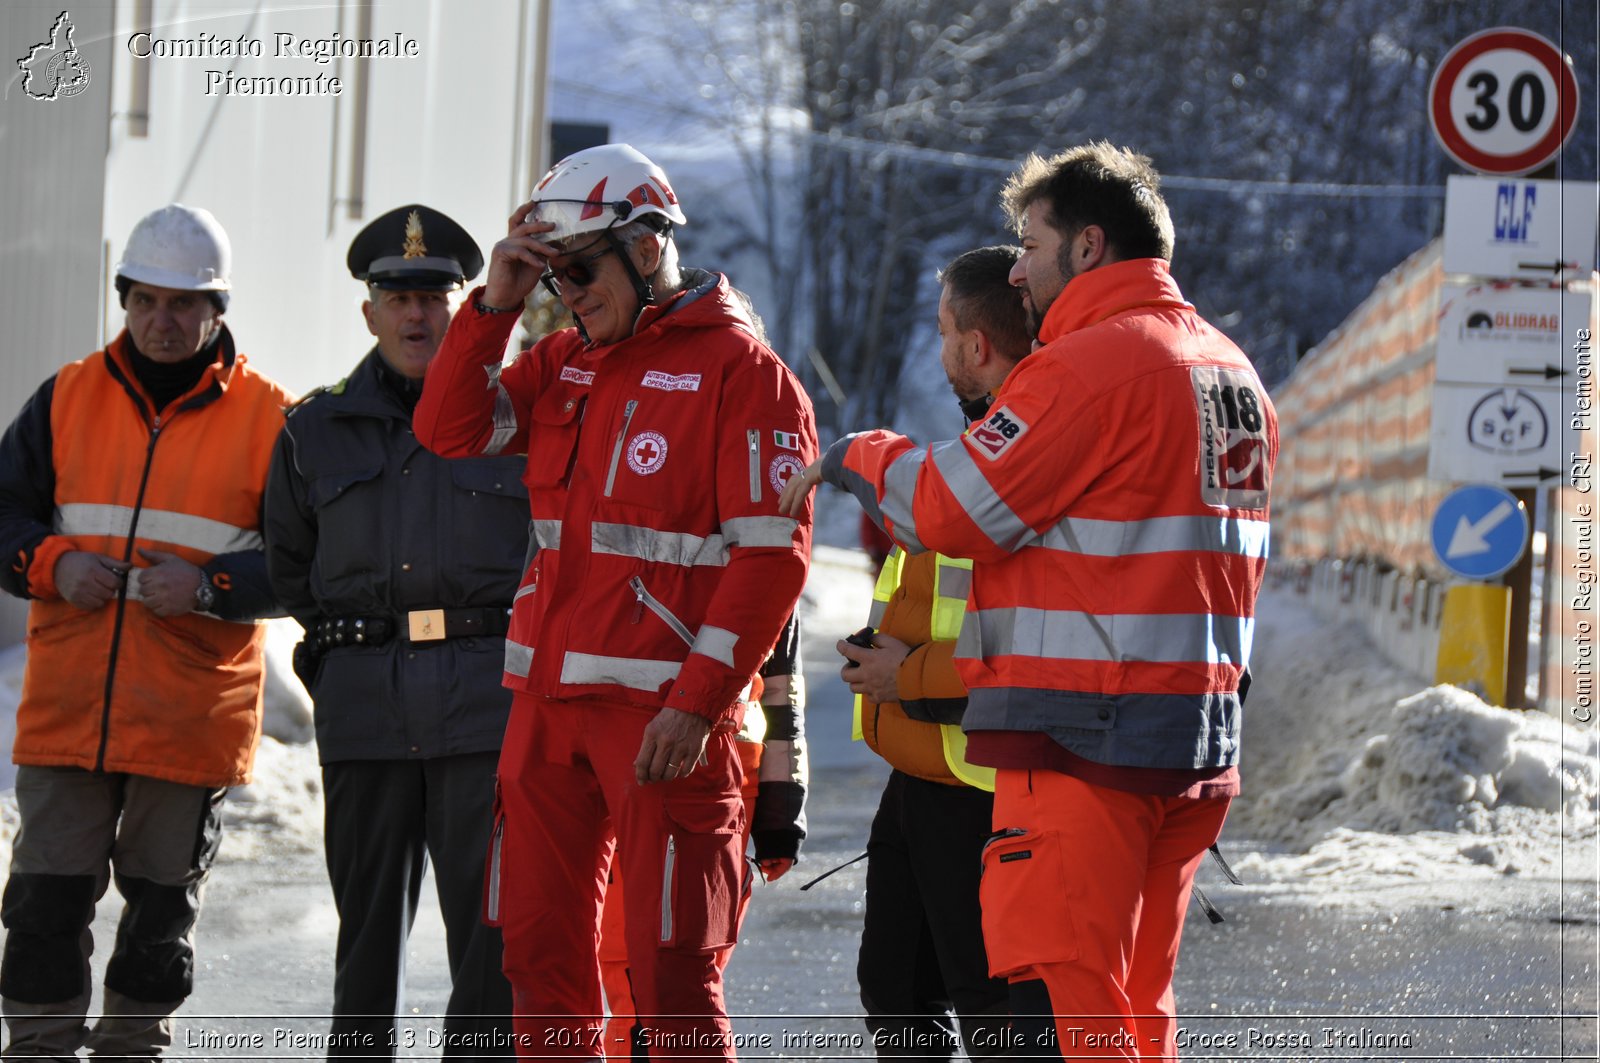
[660,833,677,942]
[746,429,761,503]
[604,399,639,498]
[628,576,694,646]
[97,416,164,772]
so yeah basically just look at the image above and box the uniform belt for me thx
[314,607,512,648]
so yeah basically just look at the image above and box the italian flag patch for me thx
[773,430,800,451]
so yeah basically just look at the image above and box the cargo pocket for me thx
[658,816,742,954]
[483,778,506,927]
[979,827,1078,978]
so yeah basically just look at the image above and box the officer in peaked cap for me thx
[265,204,522,1055]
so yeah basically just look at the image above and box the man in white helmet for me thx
[0,204,292,1059]
[415,144,817,1059]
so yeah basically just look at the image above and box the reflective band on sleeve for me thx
[955,605,1255,666]
[484,376,520,457]
[560,651,682,691]
[55,504,262,555]
[721,515,799,548]
[532,519,562,552]
[593,523,727,567]
[1033,514,1272,559]
[928,442,1034,551]
[878,449,929,553]
[690,625,739,668]
[504,639,534,677]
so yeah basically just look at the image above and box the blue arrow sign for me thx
[1430,484,1529,580]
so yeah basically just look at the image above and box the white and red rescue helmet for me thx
[530,143,687,244]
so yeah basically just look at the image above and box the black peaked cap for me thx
[347,204,484,290]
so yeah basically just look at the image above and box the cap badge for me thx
[402,210,427,259]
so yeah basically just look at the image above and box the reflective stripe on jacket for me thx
[825,259,1276,771]
[854,547,993,790]
[8,329,292,787]
[415,271,816,724]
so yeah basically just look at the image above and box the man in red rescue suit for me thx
[781,144,1276,1061]
[0,204,293,1059]
[414,144,817,1059]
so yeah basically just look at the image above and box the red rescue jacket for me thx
[826,259,1275,771]
[416,273,816,724]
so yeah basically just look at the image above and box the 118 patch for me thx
[1191,365,1270,509]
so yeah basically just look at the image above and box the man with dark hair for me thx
[264,204,520,1057]
[783,143,1276,1060]
[0,204,291,1059]
[842,245,1028,1061]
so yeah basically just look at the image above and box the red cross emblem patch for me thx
[626,431,669,476]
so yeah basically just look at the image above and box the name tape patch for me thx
[966,406,1029,461]
[559,366,595,386]
[642,371,701,393]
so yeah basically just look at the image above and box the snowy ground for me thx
[0,521,1595,1058]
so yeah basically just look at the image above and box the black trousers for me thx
[322,753,512,1059]
[857,770,1013,1061]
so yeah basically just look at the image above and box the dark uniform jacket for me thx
[264,349,529,763]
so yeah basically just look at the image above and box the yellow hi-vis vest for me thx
[853,548,995,791]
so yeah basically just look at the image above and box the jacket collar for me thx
[323,348,415,420]
[1037,258,1190,345]
[104,324,238,417]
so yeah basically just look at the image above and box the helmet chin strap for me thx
[603,229,656,320]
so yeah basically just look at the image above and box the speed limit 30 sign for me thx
[1430,27,1579,175]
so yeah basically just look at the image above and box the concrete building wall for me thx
[0,0,550,649]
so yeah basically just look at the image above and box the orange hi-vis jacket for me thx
[2,329,292,787]
[415,272,817,725]
[823,259,1275,771]
[855,547,992,789]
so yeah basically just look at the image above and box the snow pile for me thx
[215,737,324,862]
[1230,586,1598,893]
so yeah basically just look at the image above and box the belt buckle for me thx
[407,608,447,642]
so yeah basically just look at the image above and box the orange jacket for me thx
[858,549,971,786]
[3,330,292,787]
[416,272,816,724]
[824,259,1275,771]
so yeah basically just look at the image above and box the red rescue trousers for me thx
[599,740,761,1060]
[492,695,746,1060]
[979,769,1229,1061]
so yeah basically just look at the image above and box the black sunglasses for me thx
[539,244,617,298]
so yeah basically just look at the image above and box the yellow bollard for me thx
[1435,584,1511,707]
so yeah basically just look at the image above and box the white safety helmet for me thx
[529,144,687,244]
[114,204,232,293]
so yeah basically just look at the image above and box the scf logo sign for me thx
[1493,182,1535,242]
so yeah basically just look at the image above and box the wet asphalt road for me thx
[84,707,1595,1061]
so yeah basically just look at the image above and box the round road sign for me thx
[1430,484,1529,581]
[1429,27,1579,175]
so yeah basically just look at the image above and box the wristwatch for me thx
[195,578,216,612]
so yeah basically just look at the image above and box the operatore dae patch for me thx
[1191,365,1270,509]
